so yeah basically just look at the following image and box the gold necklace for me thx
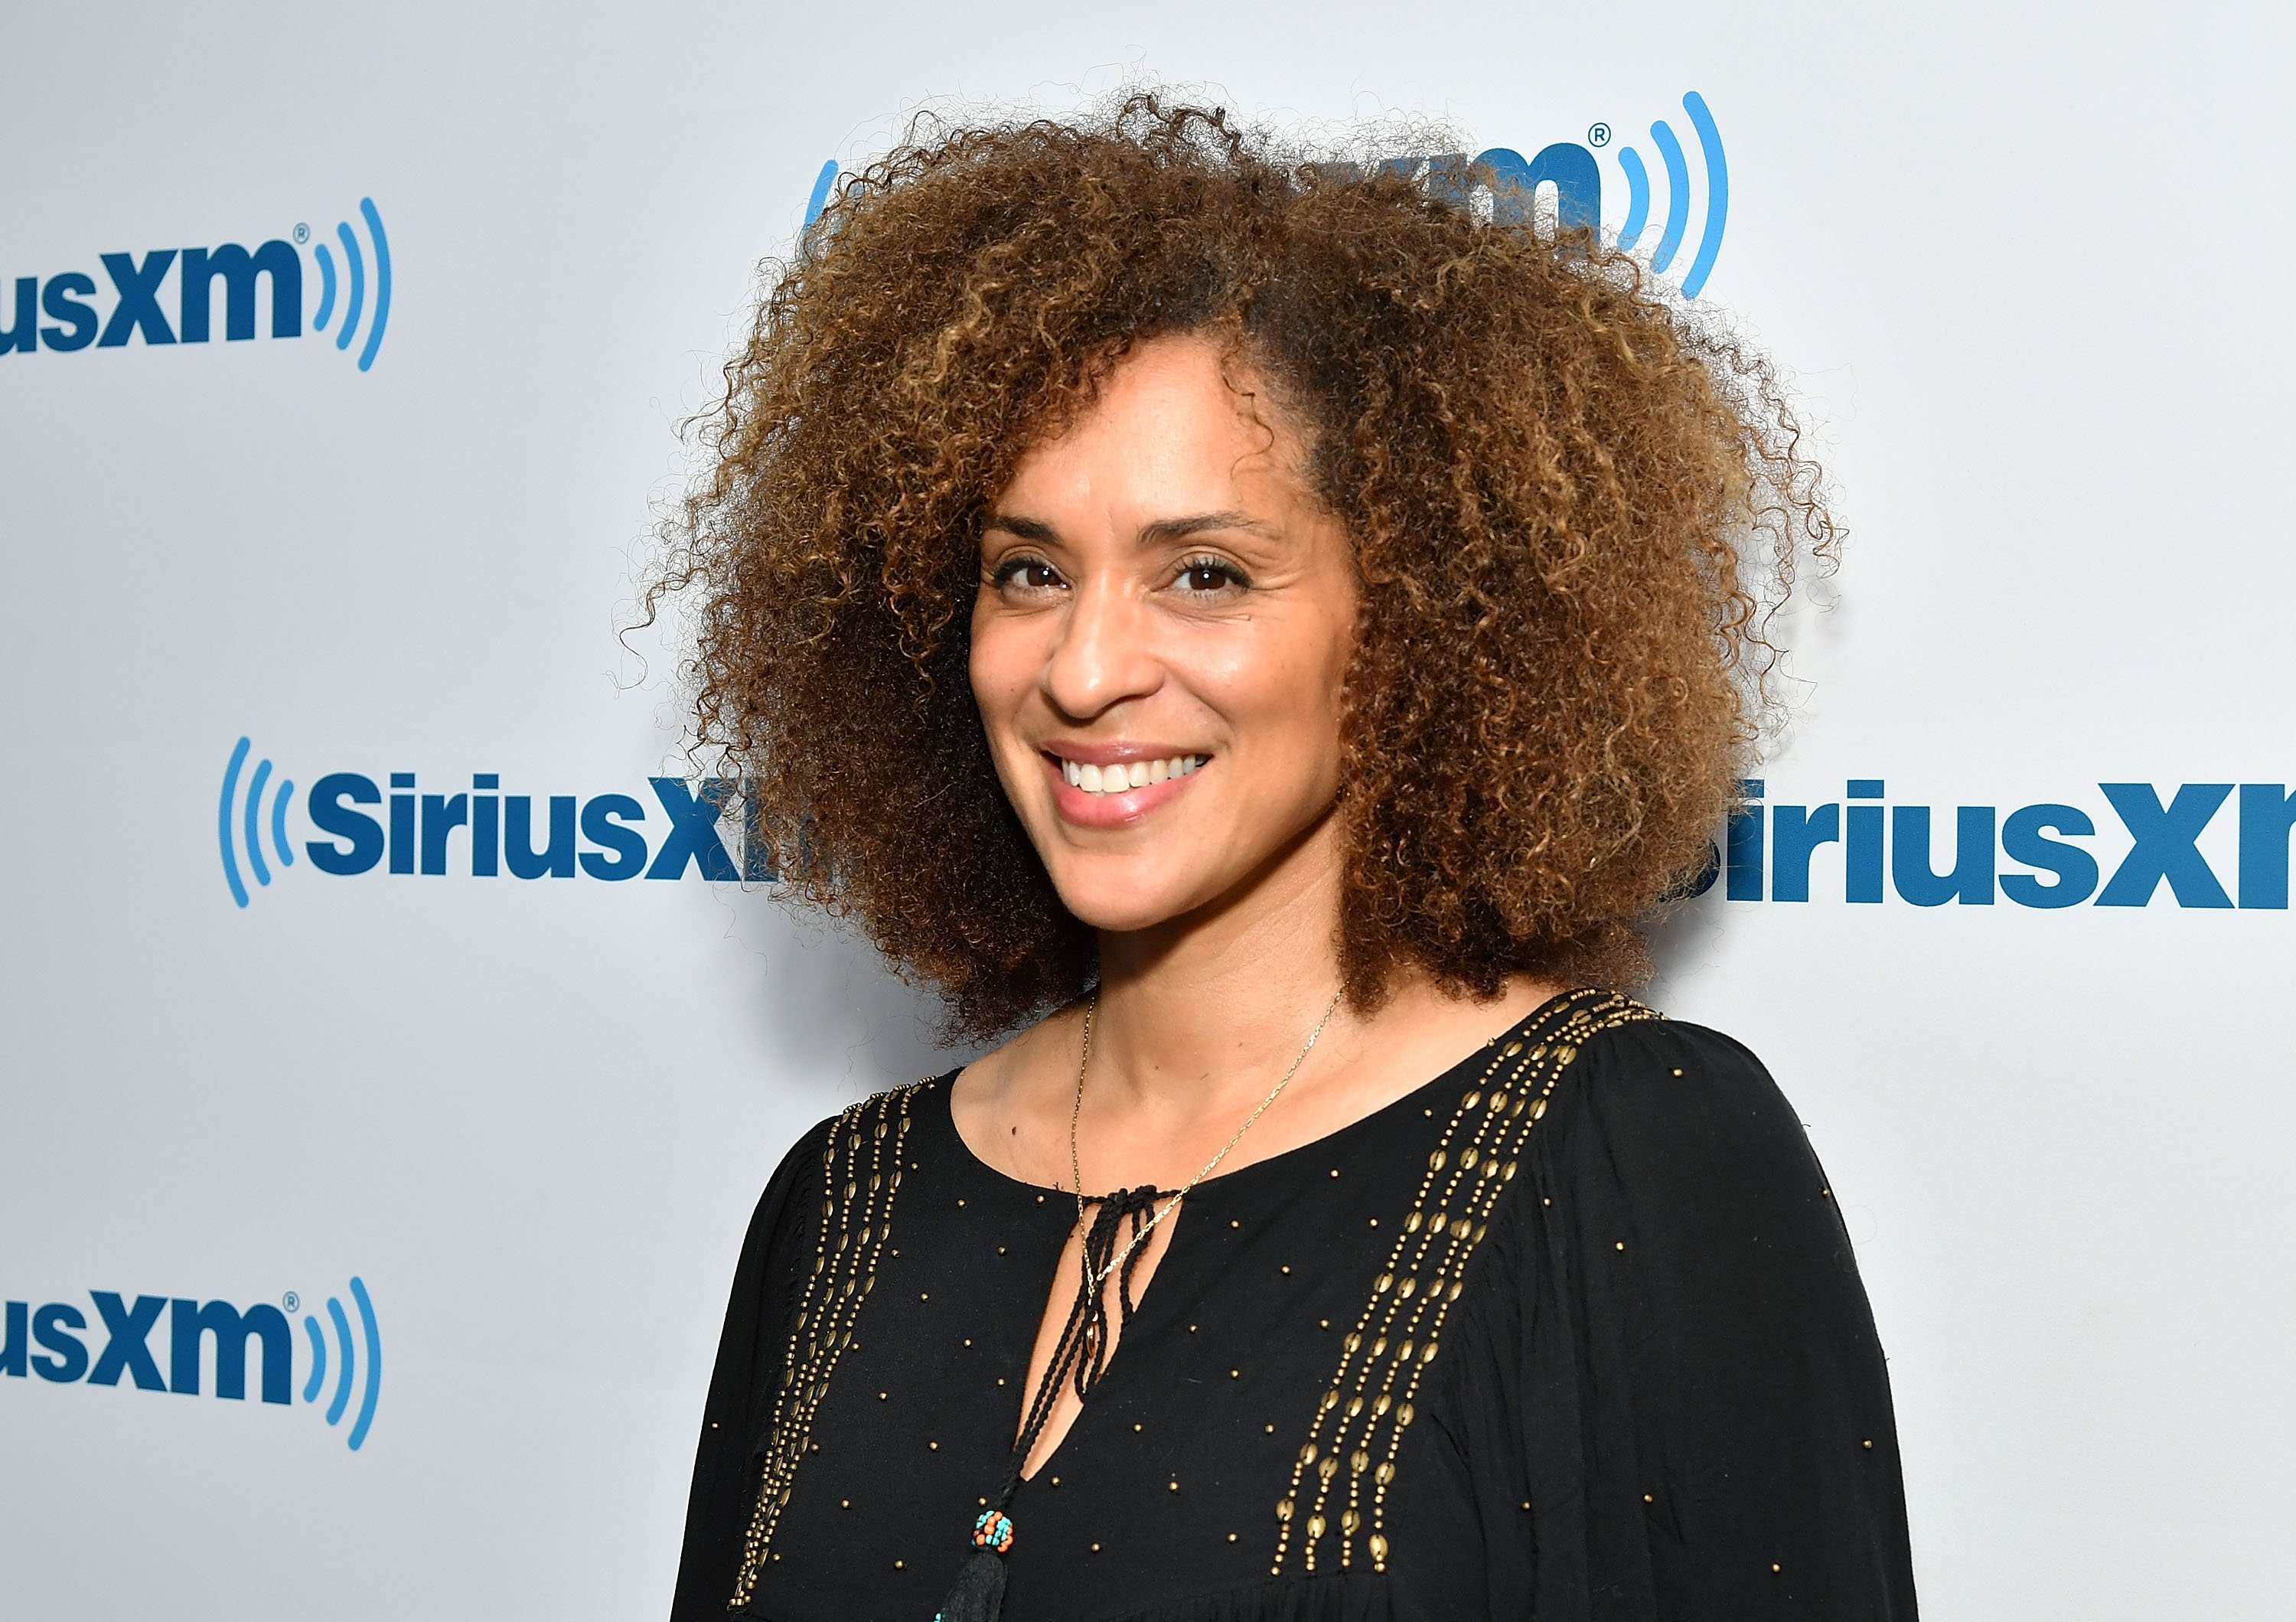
[1065,988,1345,1296]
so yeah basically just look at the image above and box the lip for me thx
[1042,739,1202,768]
[1039,746,1208,828]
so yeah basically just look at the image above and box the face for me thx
[969,334,1359,935]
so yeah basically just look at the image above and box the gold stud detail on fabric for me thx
[1266,992,1658,1581]
[729,1081,926,1607]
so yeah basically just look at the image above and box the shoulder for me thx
[748,1073,956,1241]
[1554,1007,1814,1174]
[1527,1005,1842,1265]
[788,1072,953,1177]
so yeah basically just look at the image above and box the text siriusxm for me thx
[303,772,773,882]
[5,200,392,370]
[4,1280,382,1451]
[1707,779,2296,908]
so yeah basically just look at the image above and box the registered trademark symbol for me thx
[292,223,309,244]
[1587,122,1611,148]
[282,1291,301,1312]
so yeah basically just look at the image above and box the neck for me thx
[1087,812,1352,1114]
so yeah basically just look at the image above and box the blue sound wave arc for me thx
[1649,119,1691,275]
[348,1276,381,1451]
[325,1297,356,1426]
[1679,93,1728,300]
[220,738,295,905]
[243,757,274,889]
[302,1314,328,1402]
[357,199,391,373]
[1616,148,1651,253]
[272,779,295,867]
[219,737,253,908]
[314,245,338,331]
[334,224,366,354]
[803,161,837,230]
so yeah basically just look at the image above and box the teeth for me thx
[1061,755,1205,795]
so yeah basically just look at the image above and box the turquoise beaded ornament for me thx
[934,1510,1016,1622]
[970,1509,1016,1555]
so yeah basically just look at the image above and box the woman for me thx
[663,98,1915,1620]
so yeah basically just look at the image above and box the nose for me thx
[1042,573,1162,721]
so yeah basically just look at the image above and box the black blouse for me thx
[673,990,1917,1620]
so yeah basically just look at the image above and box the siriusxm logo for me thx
[1602,93,1729,300]
[4,1279,383,1451]
[1698,778,2296,909]
[801,91,1728,296]
[1392,90,1729,299]
[2,197,392,371]
[218,736,775,908]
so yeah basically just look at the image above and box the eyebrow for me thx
[982,513,1059,543]
[981,510,1279,547]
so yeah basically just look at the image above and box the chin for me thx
[1053,887,1194,935]
[1043,863,1210,935]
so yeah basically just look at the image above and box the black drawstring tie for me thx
[933,1184,1168,1622]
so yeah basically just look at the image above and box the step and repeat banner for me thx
[2,3,2289,1617]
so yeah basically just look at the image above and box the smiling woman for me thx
[968,335,1360,935]
[657,95,1914,1622]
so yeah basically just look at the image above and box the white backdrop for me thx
[2,3,2290,1617]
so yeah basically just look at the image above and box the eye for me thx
[991,555,1065,592]
[1172,555,1249,596]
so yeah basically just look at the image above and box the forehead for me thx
[997,334,1307,516]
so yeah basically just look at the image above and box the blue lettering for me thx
[1678,838,1720,899]
[645,778,739,880]
[1891,805,1995,906]
[87,1291,168,1390]
[31,1303,87,1382]
[170,1298,291,1403]
[2098,783,2232,908]
[0,278,35,354]
[389,772,415,875]
[420,792,469,876]
[97,250,177,347]
[1478,144,1602,233]
[41,273,98,351]
[2236,784,2296,909]
[1391,153,1470,204]
[305,772,384,874]
[2000,804,2099,908]
[506,795,576,879]
[1,1301,24,1376]
[180,241,302,342]
[1845,780,1885,903]
[1724,779,1763,900]
[471,774,500,877]
[579,794,648,880]
[1769,803,1838,902]
[741,778,780,883]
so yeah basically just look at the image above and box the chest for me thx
[751,1111,1449,1620]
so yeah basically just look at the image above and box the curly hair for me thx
[650,94,1834,1040]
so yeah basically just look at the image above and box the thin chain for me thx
[1066,988,1345,1297]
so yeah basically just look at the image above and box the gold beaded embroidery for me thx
[730,1082,924,1607]
[1269,990,1658,1578]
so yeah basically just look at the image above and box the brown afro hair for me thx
[648,93,1835,1041]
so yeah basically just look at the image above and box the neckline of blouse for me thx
[938,987,1590,1206]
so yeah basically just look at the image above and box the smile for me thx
[1058,754,1207,795]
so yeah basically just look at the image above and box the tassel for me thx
[931,1189,1157,1622]
[931,1545,1007,1622]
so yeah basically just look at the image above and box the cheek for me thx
[967,608,1033,747]
[1222,613,1351,769]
